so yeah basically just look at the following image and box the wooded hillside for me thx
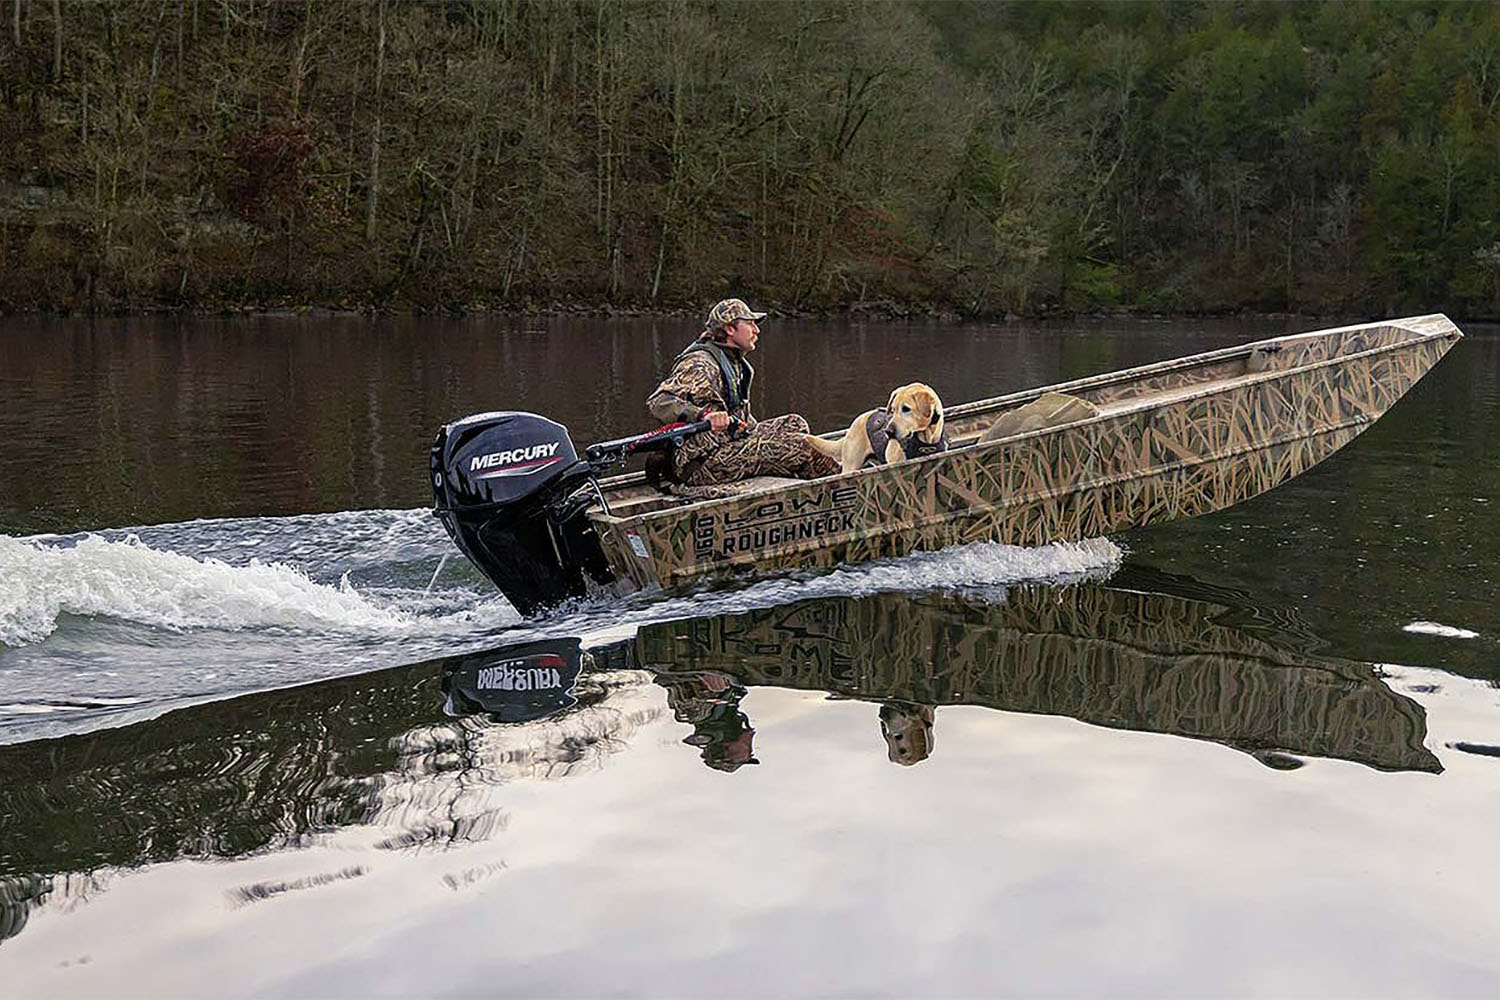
[4,1,1499,316]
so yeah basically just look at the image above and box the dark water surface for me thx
[1,315,1498,996]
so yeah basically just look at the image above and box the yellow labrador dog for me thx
[804,383,949,474]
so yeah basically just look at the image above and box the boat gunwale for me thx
[590,314,1460,528]
[931,312,1457,423]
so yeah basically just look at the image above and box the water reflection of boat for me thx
[0,579,1439,947]
[618,585,1441,774]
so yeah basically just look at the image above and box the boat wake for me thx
[0,532,505,648]
[0,508,1121,743]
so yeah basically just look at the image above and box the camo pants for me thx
[673,414,840,486]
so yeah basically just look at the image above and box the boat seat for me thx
[1092,369,1262,417]
[718,475,806,493]
[653,475,808,502]
[601,475,808,518]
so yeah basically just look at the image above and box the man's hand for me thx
[704,410,734,433]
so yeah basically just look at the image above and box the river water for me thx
[1,315,1497,996]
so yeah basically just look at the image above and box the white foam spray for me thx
[0,533,510,648]
[514,535,1126,647]
[1402,620,1481,640]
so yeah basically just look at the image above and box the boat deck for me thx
[1092,368,1258,416]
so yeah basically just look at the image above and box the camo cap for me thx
[704,297,767,331]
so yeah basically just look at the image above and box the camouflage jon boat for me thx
[431,314,1462,615]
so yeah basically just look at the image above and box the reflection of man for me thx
[879,702,935,766]
[658,671,758,772]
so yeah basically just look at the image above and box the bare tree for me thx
[365,0,386,243]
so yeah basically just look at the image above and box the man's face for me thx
[724,319,759,352]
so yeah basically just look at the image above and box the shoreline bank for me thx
[0,298,1388,326]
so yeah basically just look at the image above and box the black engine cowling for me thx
[430,412,613,617]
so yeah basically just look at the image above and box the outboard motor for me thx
[430,412,612,617]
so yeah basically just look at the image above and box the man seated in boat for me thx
[645,298,839,488]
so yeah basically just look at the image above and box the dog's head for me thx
[879,702,936,766]
[886,383,945,444]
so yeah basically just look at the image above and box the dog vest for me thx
[864,409,949,465]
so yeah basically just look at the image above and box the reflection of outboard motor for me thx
[442,638,586,723]
[430,412,611,616]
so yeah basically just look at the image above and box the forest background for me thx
[3,0,1499,318]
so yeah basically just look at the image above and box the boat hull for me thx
[589,315,1461,595]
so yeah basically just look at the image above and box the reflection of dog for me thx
[879,702,935,766]
[804,383,948,474]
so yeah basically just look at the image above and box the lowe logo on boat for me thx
[470,442,562,479]
[476,657,566,691]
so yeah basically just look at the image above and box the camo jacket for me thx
[645,349,757,466]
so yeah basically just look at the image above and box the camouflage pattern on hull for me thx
[590,315,1462,595]
[632,585,1440,773]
